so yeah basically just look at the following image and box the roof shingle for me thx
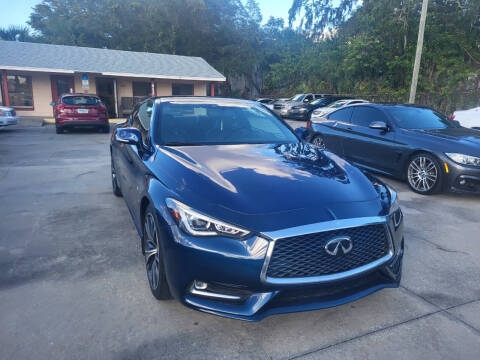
[0,40,225,81]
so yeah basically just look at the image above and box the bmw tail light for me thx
[306,120,311,128]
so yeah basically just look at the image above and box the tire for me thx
[406,153,443,195]
[311,134,326,149]
[56,126,63,134]
[111,158,122,197]
[142,203,171,300]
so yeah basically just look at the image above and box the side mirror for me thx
[50,102,57,107]
[115,128,142,146]
[369,121,388,131]
[294,127,307,140]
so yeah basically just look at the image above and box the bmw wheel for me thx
[111,158,122,197]
[143,205,171,300]
[406,153,442,195]
[312,135,326,149]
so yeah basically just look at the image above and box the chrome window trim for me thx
[260,216,393,285]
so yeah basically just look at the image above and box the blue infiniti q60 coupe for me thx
[110,97,404,321]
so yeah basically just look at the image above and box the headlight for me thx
[445,153,480,167]
[166,198,250,238]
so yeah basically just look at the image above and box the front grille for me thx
[269,270,392,307]
[266,224,389,279]
[273,104,284,110]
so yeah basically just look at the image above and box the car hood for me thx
[152,143,384,232]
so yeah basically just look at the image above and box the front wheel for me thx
[55,126,63,134]
[406,153,443,195]
[143,205,171,300]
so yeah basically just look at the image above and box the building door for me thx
[96,78,118,118]
[51,75,75,102]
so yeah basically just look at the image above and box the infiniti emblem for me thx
[325,236,353,256]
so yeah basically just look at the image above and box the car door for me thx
[341,106,400,175]
[122,100,155,223]
[112,110,137,198]
[320,107,354,155]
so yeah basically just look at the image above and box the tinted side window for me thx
[138,100,153,131]
[327,108,353,123]
[305,94,313,102]
[351,107,385,127]
[132,100,153,143]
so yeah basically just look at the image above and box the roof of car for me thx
[155,96,257,105]
[344,103,434,110]
[62,93,100,97]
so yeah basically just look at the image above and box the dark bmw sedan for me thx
[305,104,480,195]
[110,97,404,321]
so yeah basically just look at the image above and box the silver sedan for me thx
[0,106,18,127]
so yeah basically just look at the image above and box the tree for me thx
[0,25,34,42]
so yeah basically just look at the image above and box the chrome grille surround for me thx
[260,216,394,285]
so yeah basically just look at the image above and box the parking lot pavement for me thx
[1,123,479,360]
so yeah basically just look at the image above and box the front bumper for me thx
[441,156,480,194]
[161,215,404,321]
[0,116,19,126]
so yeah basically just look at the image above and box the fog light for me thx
[194,280,208,290]
[459,179,466,185]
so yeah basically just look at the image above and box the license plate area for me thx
[77,109,89,114]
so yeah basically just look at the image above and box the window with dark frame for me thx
[172,83,194,96]
[6,75,33,108]
[132,81,151,97]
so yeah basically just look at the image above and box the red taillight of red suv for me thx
[306,120,311,129]
[56,104,73,115]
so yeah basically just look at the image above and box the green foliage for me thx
[27,0,266,95]
[0,25,34,42]
[267,0,480,112]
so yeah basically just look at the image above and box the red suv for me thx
[53,94,109,134]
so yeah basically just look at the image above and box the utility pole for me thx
[409,0,429,104]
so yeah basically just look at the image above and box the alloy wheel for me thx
[407,156,438,192]
[144,213,161,290]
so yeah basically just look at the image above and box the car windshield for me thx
[328,100,347,108]
[291,94,304,102]
[62,96,100,106]
[156,101,298,146]
[311,98,329,106]
[389,107,457,130]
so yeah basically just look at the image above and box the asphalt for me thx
[1,119,479,359]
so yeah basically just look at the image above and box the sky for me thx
[1,0,293,28]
